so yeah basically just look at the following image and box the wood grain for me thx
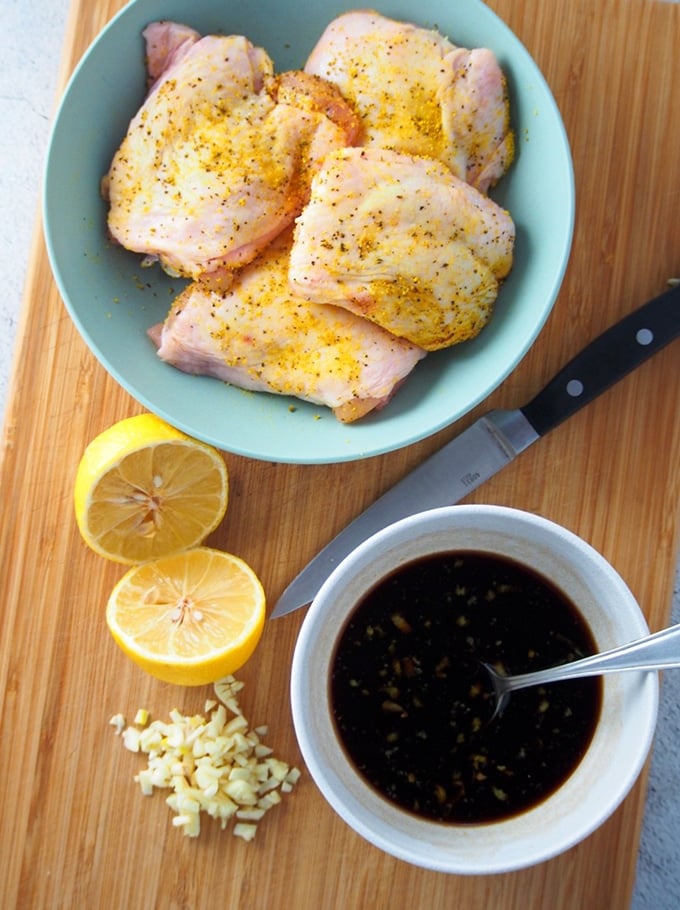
[1,1,678,908]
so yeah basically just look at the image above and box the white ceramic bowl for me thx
[290,505,658,874]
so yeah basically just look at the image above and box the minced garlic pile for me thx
[110,676,300,839]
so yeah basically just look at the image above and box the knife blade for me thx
[271,281,680,618]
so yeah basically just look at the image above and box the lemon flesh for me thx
[106,548,266,686]
[74,414,228,564]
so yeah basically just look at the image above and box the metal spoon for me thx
[483,622,680,721]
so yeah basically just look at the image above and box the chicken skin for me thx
[141,20,202,85]
[304,10,514,192]
[149,229,426,422]
[289,147,515,351]
[104,22,360,278]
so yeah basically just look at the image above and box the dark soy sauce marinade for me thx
[330,552,602,824]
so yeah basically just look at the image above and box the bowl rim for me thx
[290,505,658,873]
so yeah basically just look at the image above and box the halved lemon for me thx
[106,548,266,686]
[74,414,228,564]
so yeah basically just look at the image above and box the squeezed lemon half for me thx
[74,413,228,564]
[106,548,266,686]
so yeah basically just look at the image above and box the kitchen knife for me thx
[271,281,680,618]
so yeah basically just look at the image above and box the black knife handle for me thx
[520,282,680,437]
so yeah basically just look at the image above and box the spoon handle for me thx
[506,622,680,693]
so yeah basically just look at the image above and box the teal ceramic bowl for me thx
[44,0,574,463]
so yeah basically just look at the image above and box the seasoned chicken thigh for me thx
[149,230,426,422]
[104,23,360,278]
[289,147,515,351]
[304,10,514,192]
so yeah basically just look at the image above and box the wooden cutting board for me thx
[1,1,678,907]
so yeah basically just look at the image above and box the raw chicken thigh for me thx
[304,10,514,192]
[149,230,426,422]
[104,22,359,278]
[289,147,515,351]
[106,14,518,421]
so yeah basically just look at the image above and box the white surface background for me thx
[1,1,678,905]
